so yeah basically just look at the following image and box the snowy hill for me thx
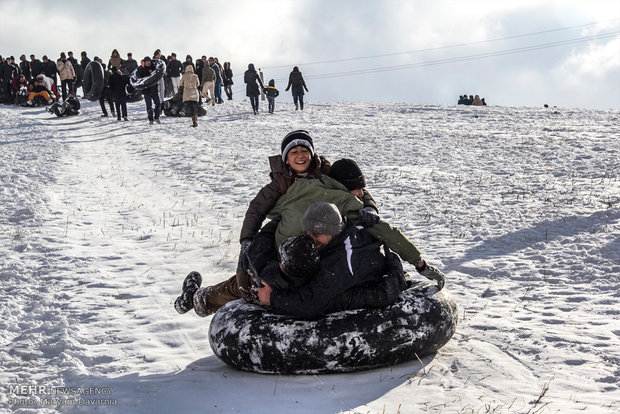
[1,99,618,413]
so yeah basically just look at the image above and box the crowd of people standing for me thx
[1,49,314,123]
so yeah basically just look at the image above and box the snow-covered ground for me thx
[1,98,618,413]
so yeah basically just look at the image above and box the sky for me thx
[1,0,619,109]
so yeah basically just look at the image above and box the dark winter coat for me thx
[244,65,264,97]
[265,85,279,99]
[223,68,233,85]
[108,70,129,99]
[248,219,406,315]
[269,218,400,319]
[20,61,31,80]
[68,57,83,85]
[122,58,138,75]
[286,70,307,96]
[43,60,57,79]
[0,61,14,81]
[239,154,331,242]
[195,60,204,83]
[80,56,91,70]
[30,59,43,78]
[167,59,183,78]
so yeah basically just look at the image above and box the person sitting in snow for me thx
[175,206,407,319]
[26,76,54,106]
[12,74,29,105]
[265,79,279,114]
[47,93,80,117]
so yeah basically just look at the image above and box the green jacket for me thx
[268,176,422,265]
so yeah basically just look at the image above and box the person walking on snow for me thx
[265,79,279,114]
[180,65,201,128]
[244,63,264,114]
[137,56,161,124]
[285,66,308,110]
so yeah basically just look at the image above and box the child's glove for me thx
[416,260,445,290]
[236,238,253,274]
[358,207,380,227]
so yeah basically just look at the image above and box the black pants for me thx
[60,79,74,100]
[249,95,259,112]
[144,91,161,121]
[99,89,114,115]
[293,94,304,110]
[114,94,127,119]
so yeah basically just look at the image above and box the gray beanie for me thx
[301,202,343,235]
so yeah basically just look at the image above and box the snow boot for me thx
[174,271,203,314]
[192,115,197,127]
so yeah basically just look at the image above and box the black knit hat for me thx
[278,234,320,279]
[328,159,366,191]
[302,202,343,235]
[281,130,315,162]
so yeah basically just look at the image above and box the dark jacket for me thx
[269,218,403,319]
[223,68,233,85]
[30,59,43,78]
[244,64,264,97]
[0,61,13,81]
[109,70,129,99]
[167,59,183,77]
[80,56,91,70]
[20,61,31,80]
[43,60,57,79]
[265,85,279,99]
[286,70,307,96]
[122,58,138,75]
[240,154,331,241]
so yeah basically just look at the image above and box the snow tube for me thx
[82,61,104,101]
[129,59,166,91]
[125,84,143,102]
[209,281,458,374]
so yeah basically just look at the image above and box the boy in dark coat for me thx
[256,202,405,319]
[265,79,279,114]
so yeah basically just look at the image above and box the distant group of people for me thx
[2,48,314,125]
[244,64,309,115]
[458,94,486,106]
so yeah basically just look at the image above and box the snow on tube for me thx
[209,281,458,374]
[130,59,166,91]
[82,61,104,101]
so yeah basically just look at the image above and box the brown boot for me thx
[192,115,197,127]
